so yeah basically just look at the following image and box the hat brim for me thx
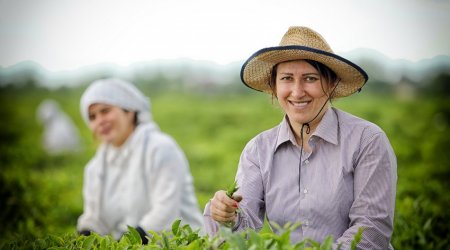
[240,45,368,98]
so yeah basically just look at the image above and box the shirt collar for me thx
[312,107,339,145]
[106,133,135,164]
[275,108,339,149]
[276,115,298,148]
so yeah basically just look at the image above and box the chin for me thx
[290,115,310,125]
[99,135,114,144]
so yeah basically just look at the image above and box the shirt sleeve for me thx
[335,130,397,249]
[202,137,266,237]
[234,138,266,232]
[77,158,108,234]
[138,139,185,232]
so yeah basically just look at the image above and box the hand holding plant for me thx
[223,181,242,228]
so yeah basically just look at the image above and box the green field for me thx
[1,84,449,249]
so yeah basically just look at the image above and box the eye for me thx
[100,107,111,114]
[304,76,319,82]
[280,75,293,81]
[88,114,95,121]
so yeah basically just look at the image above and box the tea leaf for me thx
[226,180,239,198]
[172,219,181,236]
[350,227,365,250]
[81,234,96,250]
[162,232,170,249]
[320,235,333,250]
[125,226,143,245]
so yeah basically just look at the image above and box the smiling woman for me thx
[77,78,204,243]
[203,26,397,249]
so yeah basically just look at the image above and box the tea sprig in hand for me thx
[223,181,240,228]
[226,180,239,198]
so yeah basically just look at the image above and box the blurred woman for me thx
[204,27,397,249]
[77,78,203,242]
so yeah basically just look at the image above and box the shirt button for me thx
[303,188,308,194]
[304,159,309,164]
[304,220,309,226]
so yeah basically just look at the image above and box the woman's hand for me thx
[210,190,242,224]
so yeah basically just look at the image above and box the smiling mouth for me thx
[289,100,310,108]
[99,127,111,135]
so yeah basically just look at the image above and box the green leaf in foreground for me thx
[1,220,365,250]
[124,226,143,245]
[172,219,181,236]
[350,227,365,250]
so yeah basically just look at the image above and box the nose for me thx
[97,113,108,125]
[291,81,306,98]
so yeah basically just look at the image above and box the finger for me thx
[211,210,236,222]
[211,208,237,222]
[210,202,236,220]
[215,190,240,208]
[211,197,238,213]
[232,194,243,203]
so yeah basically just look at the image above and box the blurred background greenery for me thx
[0,59,449,249]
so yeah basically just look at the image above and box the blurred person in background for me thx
[204,26,397,249]
[36,99,82,155]
[77,78,203,243]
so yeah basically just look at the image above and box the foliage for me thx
[1,220,364,250]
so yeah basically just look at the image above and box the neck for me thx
[295,124,313,151]
[294,105,330,147]
[112,124,136,147]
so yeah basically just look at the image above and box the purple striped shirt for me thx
[204,107,397,249]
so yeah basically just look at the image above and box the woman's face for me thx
[88,103,135,147]
[275,60,333,131]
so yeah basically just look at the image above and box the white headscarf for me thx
[80,78,152,125]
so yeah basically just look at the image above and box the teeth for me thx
[290,101,309,107]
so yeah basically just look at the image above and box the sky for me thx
[0,0,449,71]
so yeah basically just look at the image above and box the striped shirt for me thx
[204,107,397,249]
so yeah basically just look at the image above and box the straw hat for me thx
[240,26,368,98]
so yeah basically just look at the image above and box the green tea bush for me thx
[1,220,364,250]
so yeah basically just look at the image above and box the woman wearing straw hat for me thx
[77,78,203,243]
[204,27,397,249]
